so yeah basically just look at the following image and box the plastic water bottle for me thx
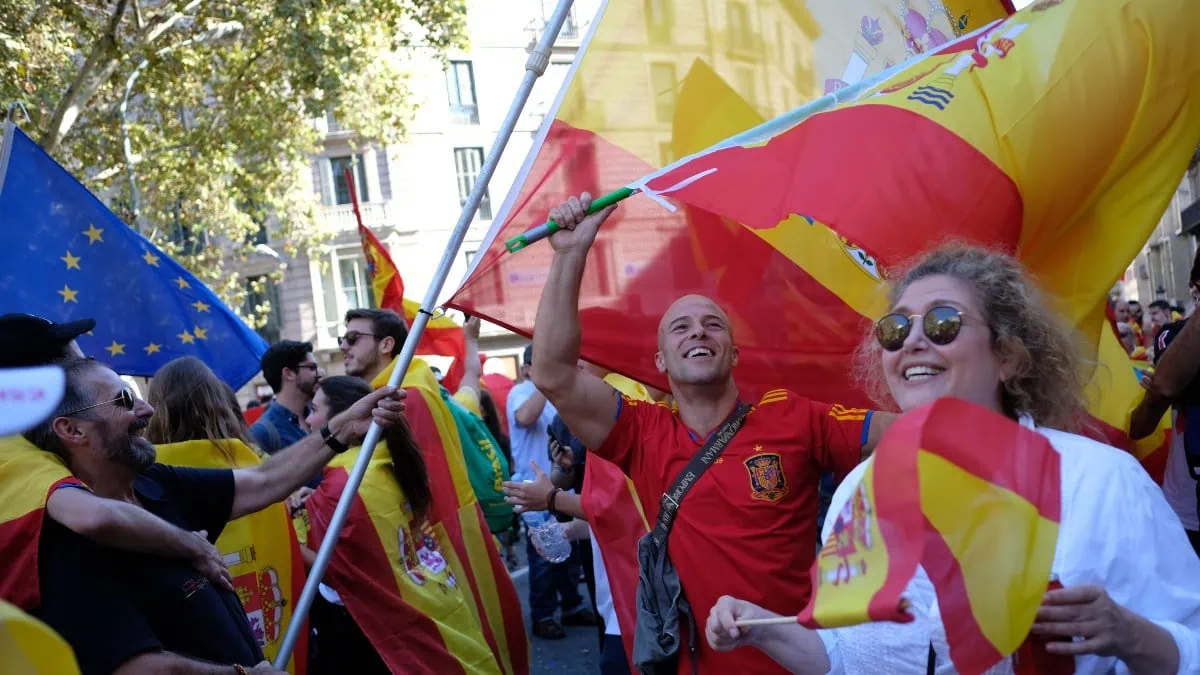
[522,510,571,563]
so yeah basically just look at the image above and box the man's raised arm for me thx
[530,193,621,449]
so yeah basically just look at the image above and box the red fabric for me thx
[480,373,514,437]
[594,393,867,674]
[243,406,265,425]
[0,476,83,609]
[448,121,876,408]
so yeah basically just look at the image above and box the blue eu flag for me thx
[0,124,267,389]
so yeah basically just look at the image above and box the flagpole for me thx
[273,0,578,666]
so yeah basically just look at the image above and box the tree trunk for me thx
[40,0,130,154]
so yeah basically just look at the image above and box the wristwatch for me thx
[320,424,350,454]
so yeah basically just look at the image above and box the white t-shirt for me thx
[1163,410,1200,531]
[505,379,557,482]
[590,530,620,636]
[818,418,1200,675]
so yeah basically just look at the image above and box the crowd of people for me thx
[4,192,1200,675]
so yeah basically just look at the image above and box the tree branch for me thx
[41,0,131,153]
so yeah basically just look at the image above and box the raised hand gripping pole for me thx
[504,186,635,252]
[272,0,578,667]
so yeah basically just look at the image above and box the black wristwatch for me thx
[320,424,350,454]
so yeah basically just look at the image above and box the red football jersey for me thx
[596,389,870,675]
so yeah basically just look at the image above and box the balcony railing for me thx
[450,103,479,125]
[320,200,394,232]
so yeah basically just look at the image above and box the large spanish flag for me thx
[352,358,528,675]
[799,399,1062,675]
[0,436,82,610]
[155,439,308,674]
[354,178,467,393]
[0,599,79,675]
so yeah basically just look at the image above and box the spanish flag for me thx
[155,439,308,675]
[0,599,79,675]
[355,185,467,393]
[0,436,82,610]
[353,358,527,675]
[800,399,1062,675]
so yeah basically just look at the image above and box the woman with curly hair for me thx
[704,245,1200,674]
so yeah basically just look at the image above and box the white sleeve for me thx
[1080,456,1200,675]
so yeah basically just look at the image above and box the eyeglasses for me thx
[62,387,137,417]
[875,306,976,352]
[338,331,380,347]
[294,363,320,372]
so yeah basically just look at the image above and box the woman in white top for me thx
[705,245,1200,674]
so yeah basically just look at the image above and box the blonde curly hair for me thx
[854,244,1088,431]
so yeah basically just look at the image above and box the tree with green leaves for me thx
[0,0,466,327]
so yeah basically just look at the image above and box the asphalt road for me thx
[508,535,604,674]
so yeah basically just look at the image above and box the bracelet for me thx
[320,424,350,454]
[546,487,562,515]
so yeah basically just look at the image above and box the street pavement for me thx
[508,535,603,674]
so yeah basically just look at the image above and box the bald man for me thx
[531,193,893,675]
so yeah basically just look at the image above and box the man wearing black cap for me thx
[0,314,232,612]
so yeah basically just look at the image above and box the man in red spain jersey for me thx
[530,193,895,674]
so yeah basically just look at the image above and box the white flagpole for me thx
[273,0,578,666]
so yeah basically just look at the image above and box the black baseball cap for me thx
[0,313,96,367]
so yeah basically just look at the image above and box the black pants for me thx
[600,634,633,675]
[310,594,391,675]
[1188,529,1200,558]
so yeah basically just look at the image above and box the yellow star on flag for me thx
[82,224,104,244]
[61,251,81,270]
[142,251,160,267]
[192,300,211,313]
[193,326,209,340]
[175,277,191,289]
[144,342,162,355]
[57,285,78,303]
[106,341,126,357]
[179,330,195,344]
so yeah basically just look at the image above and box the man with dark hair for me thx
[0,314,232,613]
[341,308,408,382]
[251,340,323,458]
[26,358,406,674]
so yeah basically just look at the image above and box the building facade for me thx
[1121,160,1200,311]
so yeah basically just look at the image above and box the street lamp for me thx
[120,21,243,232]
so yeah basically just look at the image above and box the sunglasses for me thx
[63,387,137,417]
[338,331,380,347]
[875,306,972,352]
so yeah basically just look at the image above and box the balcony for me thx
[450,103,479,126]
[320,200,395,232]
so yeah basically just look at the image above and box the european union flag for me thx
[0,124,267,389]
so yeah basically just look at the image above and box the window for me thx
[325,110,346,133]
[645,0,673,44]
[446,61,479,125]
[544,1,579,39]
[728,3,753,51]
[735,67,757,107]
[658,141,673,167]
[320,249,374,339]
[454,147,492,220]
[464,249,478,267]
[329,154,369,205]
[243,275,281,344]
[649,62,677,124]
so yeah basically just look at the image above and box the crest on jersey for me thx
[744,453,789,502]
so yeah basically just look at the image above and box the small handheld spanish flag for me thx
[795,399,1063,675]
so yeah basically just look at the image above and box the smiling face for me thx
[341,317,385,379]
[654,294,738,387]
[69,366,158,471]
[880,275,1010,415]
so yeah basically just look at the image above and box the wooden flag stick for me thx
[733,617,800,627]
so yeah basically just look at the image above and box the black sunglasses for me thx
[63,387,136,417]
[338,331,380,347]
[874,306,971,352]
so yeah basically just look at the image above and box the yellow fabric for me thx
[328,441,501,675]
[602,373,652,403]
[0,600,79,675]
[454,386,484,418]
[918,450,1058,656]
[0,435,74,524]
[154,439,304,673]
[371,357,526,674]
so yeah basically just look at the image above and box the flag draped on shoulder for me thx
[800,399,1061,674]
[358,358,528,675]
[154,439,307,674]
[0,437,81,610]
[0,599,79,675]
[0,125,267,390]
[356,200,467,393]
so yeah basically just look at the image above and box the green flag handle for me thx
[504,186,636,253]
